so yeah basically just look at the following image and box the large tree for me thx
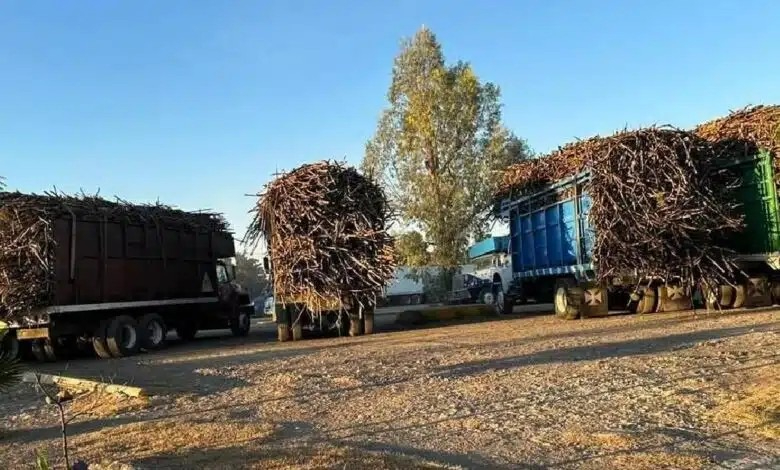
[363,27,521,267]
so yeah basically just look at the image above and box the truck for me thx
[0,198,254,361]
[464,236,525,312]
[262,256,375,342]
[495,149,780,319]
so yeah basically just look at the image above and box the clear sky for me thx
[2,0,779,247]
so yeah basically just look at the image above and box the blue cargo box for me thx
[468,236,510,261]
[498,172,594,280]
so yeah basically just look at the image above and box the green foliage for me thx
[363,27,523,267]
[235,253,269,298]
[394,231,430,267]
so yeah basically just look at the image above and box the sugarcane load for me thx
[246,160,396,341]
[494,104,780,319]
[0,191,254,361]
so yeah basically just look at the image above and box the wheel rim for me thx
[555,287,568,313]
[147,321,164,345]
[121,324,138,349]
[483,292,495,305]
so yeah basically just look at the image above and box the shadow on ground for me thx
[434,323,778,379]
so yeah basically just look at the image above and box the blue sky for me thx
[1,0,779,246]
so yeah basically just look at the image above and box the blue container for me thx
[501,173,594,279]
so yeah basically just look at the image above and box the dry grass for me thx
[66,390,149,419]
[607,451,707,470]
[711,376,780,440]
[72,418,275,462]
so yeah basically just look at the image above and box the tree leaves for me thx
[364,27,523,267]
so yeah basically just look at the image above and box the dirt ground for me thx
[1,308,778,469]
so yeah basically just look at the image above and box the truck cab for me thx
[464,236,522,314]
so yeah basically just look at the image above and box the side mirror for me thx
[263,256,270,273]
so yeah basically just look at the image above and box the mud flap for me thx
[580,282,608,318]
[656,283,692,312]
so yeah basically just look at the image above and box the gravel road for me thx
[1,307,778,469]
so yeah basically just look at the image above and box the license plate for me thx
[16,328,50,340]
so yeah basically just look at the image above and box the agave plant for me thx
[0,353,22,393]
[0,325,22,393]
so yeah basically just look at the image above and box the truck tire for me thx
[732,284,746,309]
[106,315,141,358]
[175,324,198,342]
[42,339,63,361]
[139,313,168,351]
[348,312,363,337]
[495,290,514,315]
[363,311,375,335]
[0,332,20,360]
[291,321,303,341]
[478,287,493,305]
[31,339,60,362]
[554,278,582,320]
[230,311,251,337]
[92,320,113,359]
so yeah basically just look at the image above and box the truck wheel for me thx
[348,313,363,337]
[495,290,514,315]
[554,278,582,320]
[363,311,375,335]
[106,315,141,357]
[230,311,251,337]
[0,332,20,360]
[291,321,303,341]
[31,340,53,362]
[479,288,493,305]
[175,324,198,342]
[139,313,168,351]
[93,320,113,359]
[43,339,64,361]
[732,284,746,309]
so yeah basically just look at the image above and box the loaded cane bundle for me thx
[0,191,227,321]
[499,127,743,288]
[245,161,395,311]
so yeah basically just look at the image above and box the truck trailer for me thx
[0,194,254,361]
[496,150,780,319]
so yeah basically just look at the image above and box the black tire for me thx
[363,311,375,335]
[230,310,251,337]
[139,313,168,351]
[106,315,141,358]
[495,290,514,315]
[478,287,492,305]
[554,278,582,320]
[42,339,62,361]
[337,311,350,337]
[175,323,198,342]
[348,312,363,337]
[0,332,21,360]
[31,340,49,362]
[92,319,113,359]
